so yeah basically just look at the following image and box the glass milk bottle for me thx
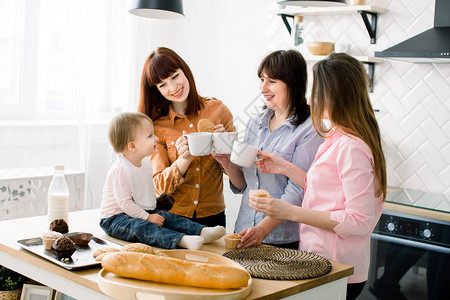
[47,165,70,227]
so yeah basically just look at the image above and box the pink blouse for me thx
[300,128,383,283]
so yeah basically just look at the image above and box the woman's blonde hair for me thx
[108,112,152,153]
[311,53,386,200]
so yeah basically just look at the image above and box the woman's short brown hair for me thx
[257,49,310,126]
[108,112,152,153]
[138,47,204,120]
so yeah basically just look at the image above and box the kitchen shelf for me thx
[272,4,387,92]
[275,5,386,44]
[303,55,384,93]
[303,55,383,63]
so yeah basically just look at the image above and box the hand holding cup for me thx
[176,131,193,159]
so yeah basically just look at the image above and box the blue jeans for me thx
[100,210,205,249]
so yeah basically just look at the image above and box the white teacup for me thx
[186,132,212,156]
[335,43,350,53]
[212,132,238,154]
[230,141,259,168]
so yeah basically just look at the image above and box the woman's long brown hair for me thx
[311,53,386,200]
[137,47,204,120]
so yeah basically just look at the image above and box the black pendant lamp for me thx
[129,0,184,19]
[277,0,346,7]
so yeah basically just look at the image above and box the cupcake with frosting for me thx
[41,231,63,250]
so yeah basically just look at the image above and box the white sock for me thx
[200,226,226,244]
[177,235,204,250]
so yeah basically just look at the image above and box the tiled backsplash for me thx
[275,0,449,194]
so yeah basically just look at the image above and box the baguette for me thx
[93,247,120,258]
[101,252,250,289]
[121,243,154,254]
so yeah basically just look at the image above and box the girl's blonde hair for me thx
[108,112,152,153]
[311,53,386,200]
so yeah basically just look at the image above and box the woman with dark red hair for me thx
[138,47,235,227]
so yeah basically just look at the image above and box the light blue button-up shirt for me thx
[231,109,323,244]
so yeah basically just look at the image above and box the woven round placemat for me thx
[223,247,332,280]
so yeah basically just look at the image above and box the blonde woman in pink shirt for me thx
[249,53,387,300]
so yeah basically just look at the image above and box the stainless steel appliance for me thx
[375,0,450,62]
[360,189,450,300]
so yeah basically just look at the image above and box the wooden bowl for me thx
[306,41,335,56]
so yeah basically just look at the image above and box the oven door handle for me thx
[371,233,450,254]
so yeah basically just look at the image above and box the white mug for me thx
[230,141,259,168]
[335,43,350,53]
[186,132,212,156]
[212,132,238,154]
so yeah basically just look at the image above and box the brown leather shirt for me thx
[144,98,235,218]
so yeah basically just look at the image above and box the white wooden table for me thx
[0,209,353,299]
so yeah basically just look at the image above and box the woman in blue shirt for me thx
[213,50,323,249]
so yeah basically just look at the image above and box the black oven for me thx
[359,190,450,300]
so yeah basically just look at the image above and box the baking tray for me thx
[17,232,122,270]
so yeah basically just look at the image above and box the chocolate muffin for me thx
[52,236,76,259]
[49,219,69,234]
[68,232,93,246]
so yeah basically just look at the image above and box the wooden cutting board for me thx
[97,250,252,300]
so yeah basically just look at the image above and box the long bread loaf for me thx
[101,252,250,289]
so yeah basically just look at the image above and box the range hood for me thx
[375,0,450,63]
